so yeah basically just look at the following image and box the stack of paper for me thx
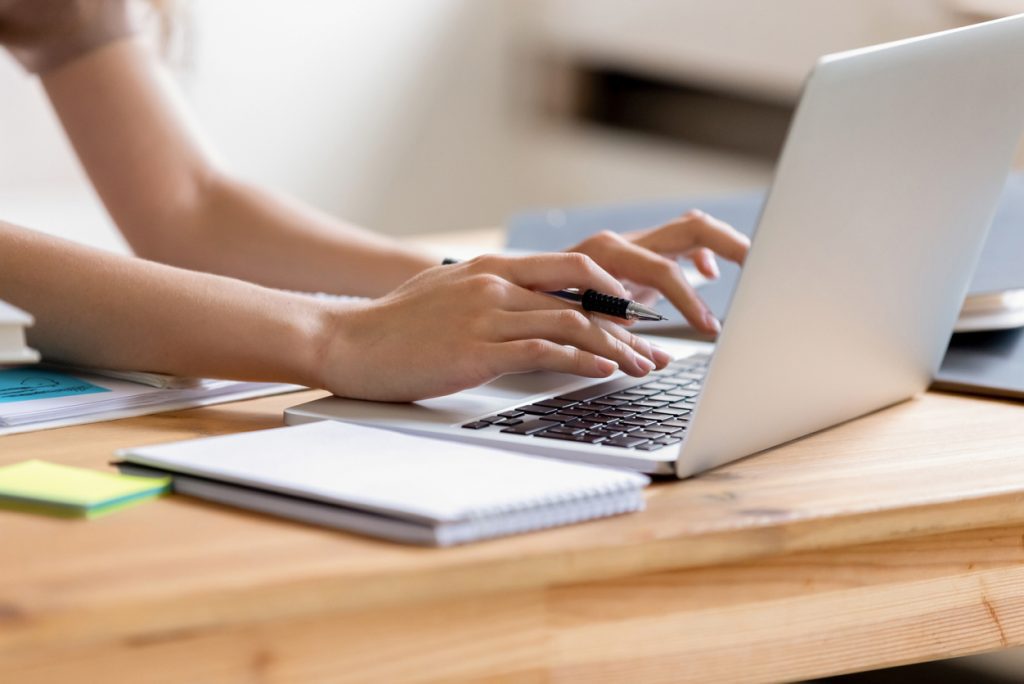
[0,367,299,435]
[116,421,650,546]
[0,300,39,365]
[0,460,170,518]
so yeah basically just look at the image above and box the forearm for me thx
[0,222,336,385]
[156,175,436,296]
[41,38,434,297]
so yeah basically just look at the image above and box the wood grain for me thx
[2,384,1024,680]
[4,524,1024,683]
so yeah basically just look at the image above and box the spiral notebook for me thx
[115,422,649,546]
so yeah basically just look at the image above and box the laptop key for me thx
[495,418,524,426]
[633,399,670,408]
[535,430,581,442]
[534,398,577,409]
[501,418,556,435]
[647,425,683,435]
[658,419,690,429]
[603,436,650,448]
[587,427,624,438]
[461,421,492,429]
[547,425,584,435]
[517,404,560,415]
[592,397,627,407]
[602,409,637,419]
[620,417,656,428]
[648,407,690,418]
[535,430,607,444]
[498,410,525,419]
[560,407,597,417]
[655,436,683,445]
[629,430,663,440]
[635,442,668,451]
[580,414,616,425]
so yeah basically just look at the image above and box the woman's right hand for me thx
[317,253,673,402]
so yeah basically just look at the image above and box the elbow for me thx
[118,168,229,268]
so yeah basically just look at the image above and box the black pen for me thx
[442,258,666,322]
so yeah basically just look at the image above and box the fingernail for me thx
[635,354,656,373]
[596,358,618,375]
[704,311,721,334]
[651,345,673,368]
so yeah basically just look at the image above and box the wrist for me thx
[298,299,361,393]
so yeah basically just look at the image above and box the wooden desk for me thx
[2,386,1024,683]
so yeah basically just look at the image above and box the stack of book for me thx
[0,300,39,365]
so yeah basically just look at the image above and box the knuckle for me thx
[623,331,643,352]
[558,308,590,331]
[654,257,680,278]
[611,335,632,358]
[569,346,588,371]
[565,251,592,270]
[596,229,620,245]
[468,272,508,297]
[467,253,503,273]
[520,338,549,362]
[682,209,706,221]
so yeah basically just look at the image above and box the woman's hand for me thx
[318,253,673,402]
[567,210,750,334]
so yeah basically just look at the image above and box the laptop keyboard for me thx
[461,353,709,451]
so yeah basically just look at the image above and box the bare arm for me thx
[41,38,434,297]
[1,221,672,399]
[1,221,332,384]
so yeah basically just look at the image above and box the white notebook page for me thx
[120,421,650,523]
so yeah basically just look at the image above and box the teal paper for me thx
[0,368,109,403]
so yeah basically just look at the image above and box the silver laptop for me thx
[287,16,1024,478]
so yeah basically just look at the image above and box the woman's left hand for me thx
[566,209,750,334]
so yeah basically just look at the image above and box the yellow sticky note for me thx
[0,460,170,518]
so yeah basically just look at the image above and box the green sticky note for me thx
[0,460,170,518]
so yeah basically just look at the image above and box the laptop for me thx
[287,16,1024,478]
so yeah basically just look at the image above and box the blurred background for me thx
[3,1,1024,678]
[4,0,1024,252]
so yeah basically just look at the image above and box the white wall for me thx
[0,0,518,248]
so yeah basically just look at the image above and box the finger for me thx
[494,309,656,376]
[689,247,720,279]
[499,284,642,328]
[589,232,720,334]
[467,253,628,298]
[635,210,750,264]
[490,339,619,378]
[592,317,673,369]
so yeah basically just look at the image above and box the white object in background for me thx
[954,289,1024,332]
[0,300,40,365]
[116,421,649,546]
